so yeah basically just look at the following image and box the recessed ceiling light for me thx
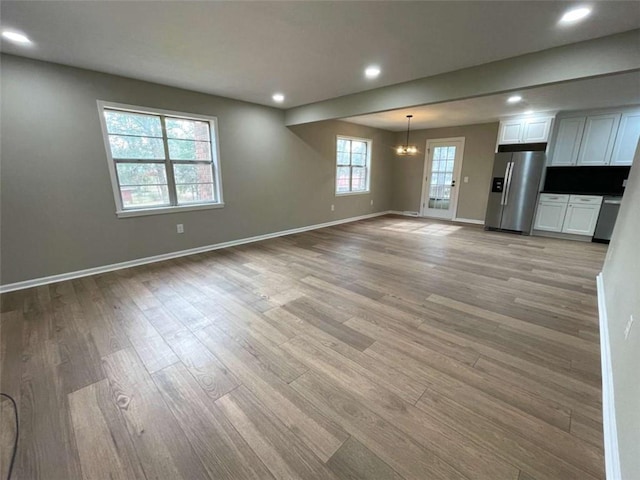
[507,95,522,104]
[272,93,285,103]
[364,65,381,79]
[524,110,534,115]
[1,30,32,45]
[560,7,592,24]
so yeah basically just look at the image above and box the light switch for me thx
[463,176,469,183]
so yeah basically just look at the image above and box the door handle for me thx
[500,162,512,205]
[504,162,514,206]
[451,180,456,187]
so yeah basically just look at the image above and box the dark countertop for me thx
[540,191,623,197]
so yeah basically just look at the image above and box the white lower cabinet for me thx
[534,194,602,236]
[534,202,568,232]
[561,195,603,236]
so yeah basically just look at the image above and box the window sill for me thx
[335,191,371,197]
[116,202,225,218]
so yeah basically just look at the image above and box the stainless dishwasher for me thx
[593,196,623,243]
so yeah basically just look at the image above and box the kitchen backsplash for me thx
[544,166,630,195]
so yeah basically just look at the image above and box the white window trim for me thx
[335,135,372,196]
[97,100,224,218]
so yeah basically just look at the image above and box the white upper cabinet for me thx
[576,113,621,166]
[550,117,585,166]
[610,112,640,166]
[497,116,553,146]
[522,117,553,143]
[549,108,639,167]
[498,119,526,144]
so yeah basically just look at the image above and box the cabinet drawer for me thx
[539,194,569,204]
[569,195,603,205]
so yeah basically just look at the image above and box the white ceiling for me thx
[1,1,639,108]
[342,71,640,131]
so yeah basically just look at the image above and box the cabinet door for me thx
[550,117,585,166]
[499,120,524,144]
[577,114,621,166]
[522,117,552,143]
[610,112,640,166]
[534,202,567,232]
[561,204,601,236]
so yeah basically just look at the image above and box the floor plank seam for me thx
[1,216,606,480]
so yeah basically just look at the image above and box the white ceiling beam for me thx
[284,29,640,126]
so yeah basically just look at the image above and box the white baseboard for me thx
[453,217,485,225]
[388,211,484,225]
[388,210,420,217]
[0,211,391,293]
[597,272,621,480]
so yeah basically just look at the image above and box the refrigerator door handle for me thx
[503,161,515,206]
[500,162,512,205]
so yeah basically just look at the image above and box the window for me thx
[98,101,223,217]
[336,136,371,195]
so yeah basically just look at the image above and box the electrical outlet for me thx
[177,224,184,234]
[464,176,469,183]
[370,199,374,206]
[331,204,335,211]
[624,314,634,340]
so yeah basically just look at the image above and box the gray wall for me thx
[0,54,395,285]
[391,122,499,221]
[602,145,640,478]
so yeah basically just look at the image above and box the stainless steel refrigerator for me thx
[484,151,546,234]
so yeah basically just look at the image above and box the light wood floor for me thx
[0,215,607,480]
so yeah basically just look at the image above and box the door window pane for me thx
[427,143,458,211]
